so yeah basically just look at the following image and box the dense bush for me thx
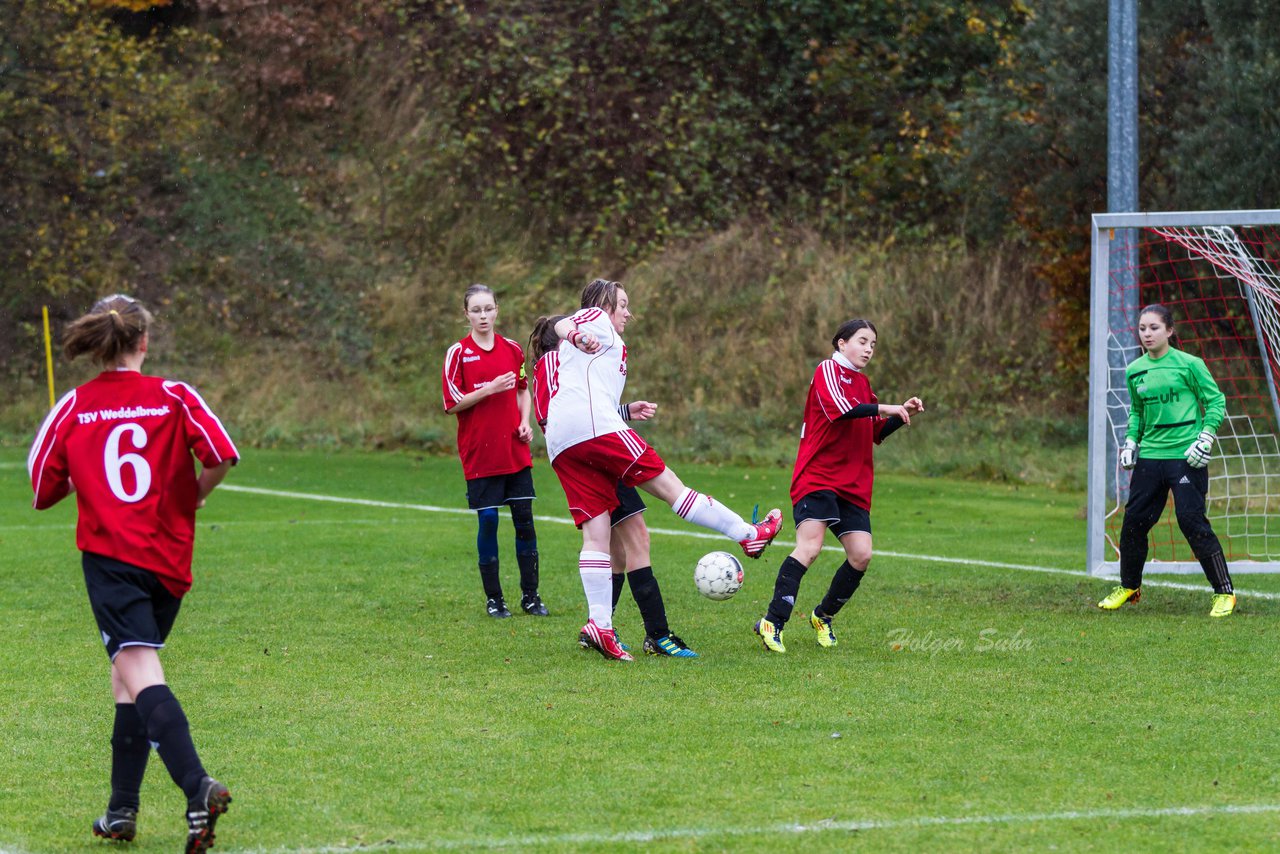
[397,0,1020,251]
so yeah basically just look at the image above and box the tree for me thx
[0,0,215,370]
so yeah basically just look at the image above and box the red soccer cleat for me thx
[739,508,782,559]
[579,619,634,661]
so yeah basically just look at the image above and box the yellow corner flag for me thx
[42,305,55,409]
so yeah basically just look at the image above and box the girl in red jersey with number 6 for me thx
[28,295,238,852]
[754,319,924,653]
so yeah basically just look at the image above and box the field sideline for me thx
[2,448,1278,853]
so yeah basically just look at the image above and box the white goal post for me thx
[1088,210,1280,576]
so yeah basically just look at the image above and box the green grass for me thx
[2,449,1279,853]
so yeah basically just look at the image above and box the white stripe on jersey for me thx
[28,390,78,502]
[29,389,77,476]
[162,381,240,464]
[442,342,466,404]
[821,360,853,414]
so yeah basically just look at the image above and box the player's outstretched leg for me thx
[641,469,781,558]
[739,508,783,559]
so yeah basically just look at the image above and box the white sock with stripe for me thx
[670,488,754,541]
[579,550,613,628]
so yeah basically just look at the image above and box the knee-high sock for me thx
[670,488,753,541]
[579,551,613,628]
[109,703,150,811]
[476,508,502,599]
[510,500,539,596]
[816,561,866,619]
[627,566,669,639]
[612,571,626,610]
[134,684,205,802]
[766,556,809,628]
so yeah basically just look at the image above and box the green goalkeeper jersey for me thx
[1125,347,1226,459]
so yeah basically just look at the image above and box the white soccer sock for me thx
[670,488,754,541]
[579,550,614,628]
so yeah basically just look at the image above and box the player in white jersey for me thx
[545,278,783,661]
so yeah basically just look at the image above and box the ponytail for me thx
[529,315,567,362]
[61,294,152,365]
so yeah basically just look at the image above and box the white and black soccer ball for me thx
[694,550,744,601]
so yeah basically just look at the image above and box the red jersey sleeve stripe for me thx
[163,381,240,465]
[572,307,604,324]
[821,361,853,416]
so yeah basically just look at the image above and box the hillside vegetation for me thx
[4,0,1275,486]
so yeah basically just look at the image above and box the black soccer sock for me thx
[478,559,503,601]
[626,566,669,639]
[510,500,539,596]
[765,556,809,628]
[611,571,626,610]
[108,703,150,811]
[816,561,866,619]
[1199,550,1234,595]
[134,684,206,801]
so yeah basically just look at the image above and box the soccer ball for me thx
[694,551,744,601]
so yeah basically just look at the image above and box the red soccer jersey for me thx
[789,356,892,511]
[28,370,240,597]
[532,351,558,431]
[442,333,532,480]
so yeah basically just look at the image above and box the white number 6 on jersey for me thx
[104,422,151,503]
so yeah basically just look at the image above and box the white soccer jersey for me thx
[545,307,629,461]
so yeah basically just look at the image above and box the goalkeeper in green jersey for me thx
[1099,303,1237,617]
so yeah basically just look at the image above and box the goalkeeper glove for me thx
[1119,438,1138,470]
[1185,431,1215,468]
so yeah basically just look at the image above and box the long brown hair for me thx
[61,294,153,365]
[528,315,567,362]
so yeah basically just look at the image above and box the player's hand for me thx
[881,403,911,425]
[1185,431,1214,468]
[629,401,658,421]
[515,423,533,443]
[902,397,925,415]
[568,330,600,353]
[1119,438,1138,469]
[486,372,518,394]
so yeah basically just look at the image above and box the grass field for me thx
[2,448,1279,853]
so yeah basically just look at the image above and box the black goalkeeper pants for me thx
[1118,458,1224,589]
